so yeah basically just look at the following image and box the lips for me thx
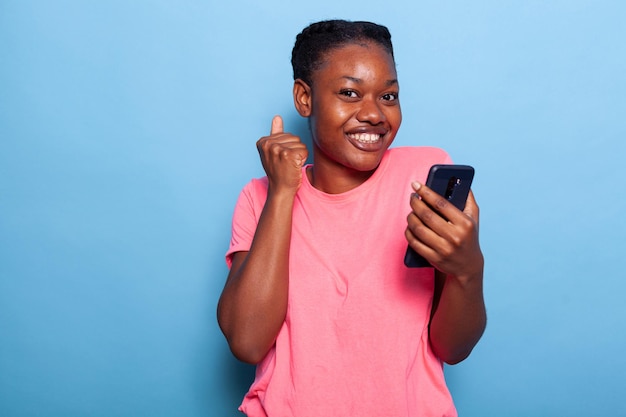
[347,132,382,144]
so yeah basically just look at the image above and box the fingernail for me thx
[411,181,422,191]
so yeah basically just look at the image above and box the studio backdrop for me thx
[1,1,625,416]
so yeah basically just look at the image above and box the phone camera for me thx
[444,177,460,200]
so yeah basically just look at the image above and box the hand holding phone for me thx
[404,164,475,268]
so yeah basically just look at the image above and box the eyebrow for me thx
[341,76,398,86]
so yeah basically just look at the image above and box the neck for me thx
[307,164,376,194]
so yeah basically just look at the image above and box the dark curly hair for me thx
[291,19,395,85]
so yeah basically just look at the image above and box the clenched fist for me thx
[256,115,309,194]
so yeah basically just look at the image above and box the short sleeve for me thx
[225,178,268,268]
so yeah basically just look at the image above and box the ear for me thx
[293,79,312,117]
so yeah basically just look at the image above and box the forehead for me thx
[313,42,397,82]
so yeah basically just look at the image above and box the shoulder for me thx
[371,147,453,188]
[241,176,269,196]
[234,176,269,216]
[387,146,451,161]
[385,146,453,169]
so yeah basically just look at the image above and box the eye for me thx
[339,89,359,99]
[382,92,398,102]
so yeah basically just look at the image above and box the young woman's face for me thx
[307,41,402,177]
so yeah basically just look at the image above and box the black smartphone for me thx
[404,164,475,268]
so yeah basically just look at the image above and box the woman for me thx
[218,19,486,417]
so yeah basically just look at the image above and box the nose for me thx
[356,97,385,125]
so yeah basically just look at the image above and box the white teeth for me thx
[348,133,382,143]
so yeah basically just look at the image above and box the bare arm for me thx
[406,183,486,364]
[217,116,308,364]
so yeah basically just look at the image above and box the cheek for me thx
[333,104,354,120]
[317,103,352,122]
[312,106,352,132]
[387,107,402,128]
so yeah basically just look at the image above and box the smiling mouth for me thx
[347,133,383,144]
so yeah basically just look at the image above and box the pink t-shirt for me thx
[226,146,457,417]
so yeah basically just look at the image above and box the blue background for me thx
[1,1,625,416]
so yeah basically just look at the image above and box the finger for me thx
[278,143,308,167]
[262,140,308,167]
[411,181,464,225]
[405,214,446,264]
[270,115,284,135]
[407,203,447,245]
[294,145,308,167]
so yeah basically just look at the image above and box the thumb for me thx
[270,115,284,135]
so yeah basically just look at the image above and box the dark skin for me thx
[217,115,307,363]
[407,182,486,363]
[217,41,486,365]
